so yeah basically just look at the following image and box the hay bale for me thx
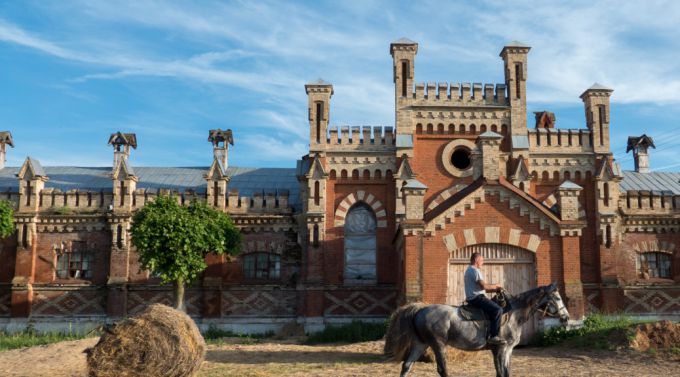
[86,304,206,377]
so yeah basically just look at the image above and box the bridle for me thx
[533,290,566,318]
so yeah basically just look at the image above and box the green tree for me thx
[130,195,241,311]
[0,200,15,239]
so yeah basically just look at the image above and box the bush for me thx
[306,321,387,344]
[533,313,634,348]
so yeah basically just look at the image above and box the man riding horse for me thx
[464,252,506,345]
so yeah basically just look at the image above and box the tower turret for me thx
[500,41,530,138]
[305,79,333,152]
[390,38,418,102]
[580,83,613,154]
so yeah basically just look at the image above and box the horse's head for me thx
[537,283,570,323]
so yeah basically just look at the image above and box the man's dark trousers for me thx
[468,294,503,337]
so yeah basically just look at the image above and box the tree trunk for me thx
[174,279,186,312]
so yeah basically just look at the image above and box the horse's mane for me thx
[507,285,551,309]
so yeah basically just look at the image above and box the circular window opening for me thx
[451,148,471,170]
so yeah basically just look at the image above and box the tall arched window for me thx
[344,203,377,285]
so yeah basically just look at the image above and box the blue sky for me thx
[1,1,680,171]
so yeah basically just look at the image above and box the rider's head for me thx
[470,252,483,267]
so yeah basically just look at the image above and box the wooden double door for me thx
[447,243,538,342]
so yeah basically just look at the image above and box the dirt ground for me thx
[0,337,677,377]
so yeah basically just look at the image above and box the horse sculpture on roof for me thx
[384,283,570,377]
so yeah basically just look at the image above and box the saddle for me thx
[458,291,512,325]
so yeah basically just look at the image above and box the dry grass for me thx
[0,336,678,376]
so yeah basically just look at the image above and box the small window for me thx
[243,253,281,280]
[638,252,671,279]
[56,242,94,280]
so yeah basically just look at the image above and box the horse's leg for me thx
[432,342,449,377]
[502,346,514,377]
[399,342,428,377]
[491,346,502,377]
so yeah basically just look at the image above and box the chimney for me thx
[626,134,655,173]
[0,131,14,170]
[208,129,234,171]
[107,132,137,169]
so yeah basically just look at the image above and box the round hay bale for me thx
[86,303,206,377]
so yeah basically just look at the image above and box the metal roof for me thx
[620,171,680,194]
[0,166,301,211]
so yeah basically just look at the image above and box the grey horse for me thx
[384,283,570,377]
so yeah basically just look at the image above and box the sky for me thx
[1,1,680,171]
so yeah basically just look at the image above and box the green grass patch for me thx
[0,329,93,351]
[532,314,638,349]
[202,326,274,345]
[305,321,387,344]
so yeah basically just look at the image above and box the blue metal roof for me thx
[620,171,680,194]
[0,165,300,211]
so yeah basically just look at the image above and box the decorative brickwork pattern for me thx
[334,191,387,228]
[221,289,296,316]
[31,288,105,317]
[324,289,396,316]
[623,288,680,314]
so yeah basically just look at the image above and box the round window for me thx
[451,147,471,170]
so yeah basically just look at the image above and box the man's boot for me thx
[487,336,507,345]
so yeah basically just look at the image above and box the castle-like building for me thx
[0,39,678,333]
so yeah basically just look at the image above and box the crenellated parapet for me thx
[527,128,594,152]
[326,125,396,150]
[408,82,508,107]
[226,189,291,215]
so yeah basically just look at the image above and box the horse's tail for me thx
[384,302,427,362]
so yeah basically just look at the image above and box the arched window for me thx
[243,253,281,279]
[344,203,377,285]
[638,252,671,279]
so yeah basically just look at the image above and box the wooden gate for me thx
[447,243,538,343]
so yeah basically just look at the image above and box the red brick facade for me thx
[0,40,679,329]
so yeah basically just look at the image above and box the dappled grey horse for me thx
[384,283,569,377]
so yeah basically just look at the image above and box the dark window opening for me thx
[314,181,320,206]
[598,107,604,146]
[213,181,219,207]
[605,225,612,248]
[315,102,323,144]
[638,252,671,279]
[117,224,123,249]
[25,180,32,206]
[514,63,522,99]
[243,253,281,279]
[401,61,408,97]
[21,224,28,248]
[451,147,472,170]
[313,224,319,248]
[56,241,93,280]
[119,180,125,206]
[603,182,610,207]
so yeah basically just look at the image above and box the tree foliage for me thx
[0,200,15,239]
[130,195,241,286]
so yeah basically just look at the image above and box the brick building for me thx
[0,39,678,333]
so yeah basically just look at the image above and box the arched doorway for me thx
[448,243,538,342]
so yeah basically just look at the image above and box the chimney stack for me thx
[107,132,137,169]
[0,131,14,170]
[208,129,234,172]
[626,134,655,173]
